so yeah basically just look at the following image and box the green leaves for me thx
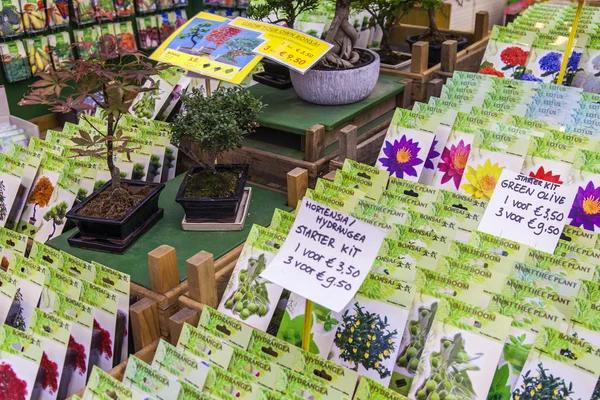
[503,334,533,373]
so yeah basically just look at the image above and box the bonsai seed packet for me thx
[0,324,43,400]
[30,308,72,400]
[28,241,64,270]
[387,224,451,254]
[0,268,16,323]
[7,254,46,331]
[524,247,596,281]
[315,178,366,206]
[402,209,456,239]
[371,238,418,283]
[512,327,600,400]
[269,209,296,234]
[328,272,415,386]
[407,296,512,400]
[217,225,285,331]
[0,40,32,83]
[305,188,356,214]
[0,227,27,269]
[375,109,438,183]
[38,267,82,313]
[123,355,181,400]
[5,144,43,230]
[0,154,25,228]
[83,366,143,400]
[436,189,488,215]
[354,376,408,400]
[479,25,534,80]
[247,329,300,370]
[198,306,253,350]
[430,203,482,243]
[151,339,210,392]
[177,323,234,370]
[334,170,385,202]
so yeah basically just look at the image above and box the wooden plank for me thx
[148,245,179,295]
[305,124,325,162]
[441,40,458,73]
[352,127,388,166]
[474,11,490,43]
[428,78,444,101]
[398,79,413,108]
[338,125,357,163]
[287,168,308,209]
[186,251,218,307]
[30,113,60,137]
[179,294,204,314]
[411,41,429,74]
[169,307,200,345]
[158,303,180,338]
[329,159,343,171]
[130,282,165,304]
[323,170,336,182]
[130,298,161,352]
[215,259,238,300]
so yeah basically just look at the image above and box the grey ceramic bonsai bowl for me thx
[290,48,380,106]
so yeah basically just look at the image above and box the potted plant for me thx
[172,86,264,221]
[19,40,167,252]
[290,0,381,105]
[247,0,320,89]
[403,0,468,67]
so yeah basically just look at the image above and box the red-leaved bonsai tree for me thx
[19,38,166,196]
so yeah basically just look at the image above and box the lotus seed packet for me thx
[524,247,596,281]
[203,364,262,400]
[83,366,143,400]
[375,109,438,183]
[247,328,300,370]
[152,339,211,392]
[447,241,514,275]
[387,224,451,254]
[428,96,473,114]
[30,308,72,400]
[269,209,296,234]
[227,346,281,391]
[526,84,583,126]
[354,376,408,400]
[0,227,27,269]
[6,255,46,331]
[351,198,407,232]
[468,230,529,263]
[0,324,43,400]
[0,40,32,83]
[305,188,356,214]
[217,225,285,331]
[38,267,82,313]
[512,327,600,400]
[53,292,95,398]
[315,178,366,206]
[334,170,385,202]
[123,355,181,400]
[378,190,431,215]
[198,306,253,350]
[567,280,600,348]
[177,323,234,370]
[430,203,481,243]
[407,296,512,400]
[479,25,535,80]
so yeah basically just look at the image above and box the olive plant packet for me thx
[334,170,385,202]
[305,188,355,213]
[314,178,366,206]
[151,339,211,392]
[6,144,42,230]
[198,306,253,350]
[177,323,234,370]
[354,376,408,400]
[217,225,285,331]
[0,226,27,269]
[83,366,143,400]
[342,159,389,187]
[7,254,46,331]
[0,324,43,400]
[407,297,512,400]
[329,272,415,386]
[567,279,600,348]
[123,355,181,400]
[227,346,281,391]
[30,308,73,400]
[0,268,16,323]
[247,329,299,370]
[269,208,296,234]
[351,198,407,232]
[512,327,600,400]
[129,68,182,120]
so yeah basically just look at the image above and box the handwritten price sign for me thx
[261,199,385,312]
[479,170,575,254]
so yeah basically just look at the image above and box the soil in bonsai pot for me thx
[184,168,243,199]
[376,50,411,66]
[76,184,155,220]
[313,48,375,71]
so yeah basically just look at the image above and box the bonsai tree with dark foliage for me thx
[247,0,320,29]
[19,39,166,198]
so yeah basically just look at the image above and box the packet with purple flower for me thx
[565,149,600,233]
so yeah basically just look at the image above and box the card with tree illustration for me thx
[0,324,43,400]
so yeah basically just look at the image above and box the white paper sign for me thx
[479,169,575,254]
[260,199,386,313]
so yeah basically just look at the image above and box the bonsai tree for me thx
[246,0,320,29]
[132,163,146,180]
[164,148,175,170]
[353,0,403,57]
[27,176,54,223]
[76,188,88,202]
[148,155,162,181]
[321,0,363,69]
[43,201,68,240]
[223,37,264,63]
[178,22,212,49]
[19,40,165,196]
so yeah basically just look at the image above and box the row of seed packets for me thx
[0,236,131,400]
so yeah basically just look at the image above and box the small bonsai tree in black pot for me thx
[172,86,264,221]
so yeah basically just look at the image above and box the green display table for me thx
[49,174,291,289]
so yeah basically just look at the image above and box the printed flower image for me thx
[539,52,562,73]
[512,363,574,400]
[529,166,563,184]
[501,46,529,67]
[568,51,582,71]
[479,65,505,78]
[461,159,503,201]
[379,135,424,179]
[0,362,28,400]
[568,181,600,231]
[425,138,440,170]
[437,140,471,190]
[520,73,543,82]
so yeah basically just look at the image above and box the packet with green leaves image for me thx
[177,323,234,369]
[123,355,181,400]
[199,306,253,350]
[83,366,143,400]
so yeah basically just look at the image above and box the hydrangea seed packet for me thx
[524,33,582,84]
[83,366,143,400]
[227,346,281,391]
[177,323,234,370]
[479,25,535,80]
[0,324,43,400]
[198,306,253,350]
[247,329,299,370]
[375,109,438,183]
[271,367,343,400]
[123,355,181,400]
[151,339,210,392]
[333,170,385,202]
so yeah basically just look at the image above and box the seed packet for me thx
[38,267,82,313]
[93,0,116,20]
[28,241,64,269]
[351,198,407,232]
[172,8,187,29]
[561,224,599,249]
[0,268,17,322]
[114,21,137,51]
[25,35,51,75]
[247,329,299,370]
[388,224,451,254]
[0,227,25,270]
[524,247,596,281]
[48,31,74,69]
[0,40,31,82]
[53,292,95,399]
[226,346,282,391]
[428,96,473,114]
[74,26,101,58]
[177,323,233,369]
[334,170,384,202]
[436,189,487,215]
[218,225,284,331]
[568,280,600,347]
[123,355,181,400]
[270,367,342,400]
[525,34,583,84]
[6,144,42,230]
[387,177,439,204]
[430,203,481,243]
[113,0,133,17]
[479,26,535,80]
[448,241,514,275]
[511,262,581,297]
[269,209,296,234]
[565,149,600,233]
[47,0,69,27]
[407,296,512,400]
[315,178,366,205]
[158,11,175,42]
[0,324,43,400]
[30,308,73,400]
[130,68,182,119]
[152,339,211,391]
[83,366,143,400]
[439,84,487,107]
[135,0,157,13]
[370,238,418,283]
[276,293,341,358]
[527,84,583,126]
[0,154,24,228]
[203,364,262,400]
[375,109,438,183]
[554,239,600,266]
[6,254,46,331]
[162,144,178,182]
[403,209,457,238]
[177,381,214,400]
[0,1,23,37]
[355,377,408,400]
[304,188,354,214]
[342,159,387,185]
[378,190,430,215]
[329,272,415,386]
[137,15,160,50]
[21,0,46,33]
[73,0,95,24]
[198,306,253,350]
[512,327,600,400]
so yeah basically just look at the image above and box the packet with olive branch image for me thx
[5,144,42,230]
[305,188,357,214]
[512,327,600,400]
[177,323,234,369]
[0,268,17,324]
[342,159,389,187]
[270,366,344,400]
[389,268,485,396]
[468,230,529,263]
[567,279,600,349]
[227,346,283,391]
[38,266,82,313]
[6,254,47,331]
[378,190,431,215]
[247,329,300,370]
[83,366,143,400]
[0,324,43,400]
[198,306,253,350]
[387,224,452,254]
[447,241,514,275]
[509,262,581,298]
[30,308,73,400]
[523,247,596,281]
[407,296,512,400]
[351,199,407,233]
[373,237,441,277]
[315,178,366,207]
[487,291,568,396]
[431,205,481,244]
[269,209,296,235]
[354,376,408,400]
[328,272,416,386]
[151,339,211,392]
[218,225,286,331]
[0,227,27,270]
[123,355,181,400]
[277,293,341,358]
[334,170,385,202]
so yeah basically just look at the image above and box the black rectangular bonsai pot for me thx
[66,179,165,241]
[176,164,249,220]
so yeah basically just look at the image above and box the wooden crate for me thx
[383,11,491,103]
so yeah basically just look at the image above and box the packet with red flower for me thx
[30,308,73,400]
[52,292,95,398]
[0,268,17,324]
[0,324,43,400]
[7,254,47,331]
[479,26,535,80]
